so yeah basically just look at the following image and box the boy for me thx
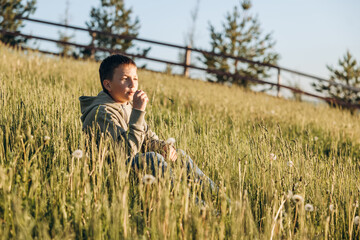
[79,54,215,191]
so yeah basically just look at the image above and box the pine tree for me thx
[201,0,279,88]
[313,51,360,111]
[0,0,36,46]
[85,0,141,59]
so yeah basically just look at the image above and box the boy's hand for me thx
[163,145,178,162]
[133,90,149,111]
[168,145,178,162]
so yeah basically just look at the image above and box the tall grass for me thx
[1,44,360,239]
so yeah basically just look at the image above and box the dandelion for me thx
[354,216,360,225]
[44,135,50,143]
[270,153,277,161]
[287,161,294,167]
[72,149,83,159]
[292,194,304,204]
[305,203,314,212]
[165,137,176,145]
[142,174,155,185]
[329,204,335,212]
[313,136,319,141]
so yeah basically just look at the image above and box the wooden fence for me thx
[2,16,360,109]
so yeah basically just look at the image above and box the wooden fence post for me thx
[90,32,96,59]
[277,68,281,97]
[183,45,191,77]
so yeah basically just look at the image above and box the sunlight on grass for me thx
[1,44,360,239]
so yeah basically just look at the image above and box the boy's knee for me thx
[145,152,167,169]
[145,152,170,176]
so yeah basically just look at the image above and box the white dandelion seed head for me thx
[329,204,335,212]
[142,174,155,185]
[72,149,83,159]
[270,153,277,161]
[165,137,176,145]
[292,194,304,204]
[354,216,360,225]
[287,161,294,168]
[305,203,314,212]
[44,136,50,142]
[313,136,319,141]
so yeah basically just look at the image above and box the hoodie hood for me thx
[79,91,124,123]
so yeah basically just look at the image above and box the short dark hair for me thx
[99,54,136,92]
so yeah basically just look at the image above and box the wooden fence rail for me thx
[18,17,360,94]
[2,16,359,109]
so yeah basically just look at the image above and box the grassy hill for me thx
[1,44,360,239]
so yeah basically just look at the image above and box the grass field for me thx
[1,44,360,239]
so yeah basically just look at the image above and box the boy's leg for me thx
[127,150,217,205]
[177,149,218,195]
[127,152,172,177]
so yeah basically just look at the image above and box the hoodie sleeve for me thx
[95,105,146,157]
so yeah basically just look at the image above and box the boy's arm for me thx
[96,106,146,157]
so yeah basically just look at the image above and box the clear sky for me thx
[23,0,360,83]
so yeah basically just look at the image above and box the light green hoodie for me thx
[79,91,165,157]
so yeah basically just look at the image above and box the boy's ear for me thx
[103,79,112,92]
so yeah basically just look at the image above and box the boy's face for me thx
[104,64,138,104]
